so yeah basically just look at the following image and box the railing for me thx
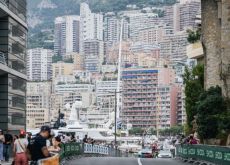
[38,142,135,164]
[176,144,230,165]
[0,52,7,65]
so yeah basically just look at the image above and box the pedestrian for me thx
[0,130,5,164]
[70,134,76,142]
[27,133,32,144]
[83,135,88,143]
[28,126,51,165]
[189,135,198,145]
[3,130,13,162]
[76,136,81,143]
[13,130,28,165]
[48,136,61,153]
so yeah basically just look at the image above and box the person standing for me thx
[0,130,5,164]
[3,130,13,162]
[27,133,32,144]
[13,130,28,165]
[28,126,51,165]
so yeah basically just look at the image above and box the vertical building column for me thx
[220,0,230,97]
[201,0,222,90]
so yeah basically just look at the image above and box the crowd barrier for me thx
[39,142,110,164]
[84,143,109,155]
[176,144,230,165]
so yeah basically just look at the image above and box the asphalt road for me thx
[68,157,188,165]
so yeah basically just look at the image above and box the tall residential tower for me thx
[0,0,27,132]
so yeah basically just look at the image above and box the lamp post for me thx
[107,89,123,156]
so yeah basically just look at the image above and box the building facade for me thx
[26,82,52,129]
[83,40,104,72]
[52,62,74,79]
[27,48,53,81]
[80,3,103,53]
[121,68,177,129]
[54,15,80,56]
[0,0,27,132]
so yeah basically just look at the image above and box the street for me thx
[68,157,188,165]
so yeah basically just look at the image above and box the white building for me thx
[80,3,103,53]
[27,48,53,81]
[54,15,80,56]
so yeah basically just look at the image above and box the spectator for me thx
[76,136,81,143]
[48,136,61,153]
[83,135,88,143]
[13,130,28,165]
[27,133,32,144]
[0,130,5,164]
[28,126,51,164]
[3,130,13,162]
[13,135,19,142]
[189,135,198,145]
[70,134,76,142]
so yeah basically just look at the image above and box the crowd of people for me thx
[175,134,200,145]
[0,126,63,165]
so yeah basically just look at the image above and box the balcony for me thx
[0,52,6,65]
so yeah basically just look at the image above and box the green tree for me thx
[52,55,63,63]
[183,64,204,134]
[196,86,229,140]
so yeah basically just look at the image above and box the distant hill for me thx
[27,0,177,49]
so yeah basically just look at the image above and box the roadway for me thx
[68,157,188,165]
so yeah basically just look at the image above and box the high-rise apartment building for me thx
[83,40,104,72]
[162,0,201,32]
[0,0,27,132]
[121,68,177,129]
[179,0,201,31]
[104,13,129,44]
[137,24,174,44]
[80,3,103,53]
[127,12,158,41]
[160,31,188,64]
[54,15,80,57]
[27,48,53,81]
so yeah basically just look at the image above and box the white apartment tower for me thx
[27,48,53,81]
[54,15,80,56]
[80,3,103,53]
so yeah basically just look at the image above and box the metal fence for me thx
[176,144,230,165]
[38,142,134,164]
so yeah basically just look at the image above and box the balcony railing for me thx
[0,52,7,66]
[0,0,7,6]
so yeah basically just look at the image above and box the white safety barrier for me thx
[84,143,109,155]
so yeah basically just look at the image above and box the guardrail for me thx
[176,144,230,165]
[38,142,133,164]
[84,143,109,155]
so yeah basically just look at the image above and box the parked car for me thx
[158,150,172,158]
[138,148,152,158]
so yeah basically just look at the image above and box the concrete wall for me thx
[202,0,230,98]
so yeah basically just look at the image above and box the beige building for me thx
[52,62,74,79]
[137,53,169,68]
[73,53,84,70]
[27,104,49,129]
[137,25,174,44]
[26,82,52,129]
